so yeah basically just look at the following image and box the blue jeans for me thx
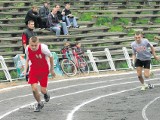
[50,25,61,36]
[60,22,68,35]
[63,16,78,27]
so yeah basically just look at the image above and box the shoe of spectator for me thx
[67,25,72,29]
[74,25,80,28]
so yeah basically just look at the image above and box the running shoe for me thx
[148,84,154,89]
[44,93,50,102]
[144,83,149,88]
[141,86,146,91]
[34,102,44,112]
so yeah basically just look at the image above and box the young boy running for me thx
[131,31,159,91]
[24,36,55,112]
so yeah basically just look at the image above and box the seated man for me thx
[47,8,69,36]
[39,1,50,28]
[62,3,79,28]
[25,6,43,29]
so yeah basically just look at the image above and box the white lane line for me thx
[0,70,147,92]
[0,75,154,103]
[1,69,160,92]
[0,77,136,103]
[66,83,160,120]
[142,96,160,120]
[66,87,139,120]
[1,74,158,103]
[0,78,159,119]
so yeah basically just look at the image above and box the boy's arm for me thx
[150,45,159,60]
[24,59,29,75]
[49,56,56,77]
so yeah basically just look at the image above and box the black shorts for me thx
[135,59,151,69]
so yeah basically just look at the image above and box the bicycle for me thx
[60,47,89,77]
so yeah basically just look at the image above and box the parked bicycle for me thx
[60,45,89,77]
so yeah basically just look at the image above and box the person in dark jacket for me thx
[25,6,43,29]
[47,8,69,36]
[22,20,37,54]
[39,2,50,28]
[62,3,79,28]
[55,4,71,28]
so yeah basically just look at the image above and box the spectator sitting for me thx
[62,3,79,28]
[25,6,43,29]
[47,8,69,37]
[55,4,71,28]
[39,1,50,28]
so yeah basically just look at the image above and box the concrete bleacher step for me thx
[0,1,32,7]
[0,26,110,37]
[0,21,95,30]
[0,31,127,42]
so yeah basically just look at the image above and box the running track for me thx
[0,70,160,120]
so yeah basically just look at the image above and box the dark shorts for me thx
[135,59,151,69]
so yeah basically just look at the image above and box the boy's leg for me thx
[31,83,41,103]
[40,72,50,102]
[31,83,44,112]
[41,87,50,102]
[136,67,144,84]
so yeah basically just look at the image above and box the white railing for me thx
[0,56,12,82]
[87,47,133,72]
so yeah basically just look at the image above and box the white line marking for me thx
[0,78,159,119]
[0,77,136,103]
[0,70,146,92]
[66,87,139,120]
[66,83,160,120]
[1,68,160,92]
[142,96,160,120]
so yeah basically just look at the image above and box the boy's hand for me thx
[50,69,56,78]
[154,55,160,60]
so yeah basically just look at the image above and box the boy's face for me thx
[77,43,81,48]
[134,34,142,43]
[32,7,38,12]
[28,22,34,29]
[66,4,70,9]
[29,41,39,51]
[56,5,60,11]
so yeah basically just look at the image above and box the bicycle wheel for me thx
[60,59,77,77]
[78,58,89,75]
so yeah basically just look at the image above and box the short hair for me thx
[28,20,34,25]
[135,31,142,36]
[64,42,70,46]
[65,2,70,5]
[32,6,37,9]
[43,1,49,4]
[30,36,39,43]
[54,4,60,8]
[75,41,80,45]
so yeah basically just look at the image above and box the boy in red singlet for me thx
[24,36,55,112]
